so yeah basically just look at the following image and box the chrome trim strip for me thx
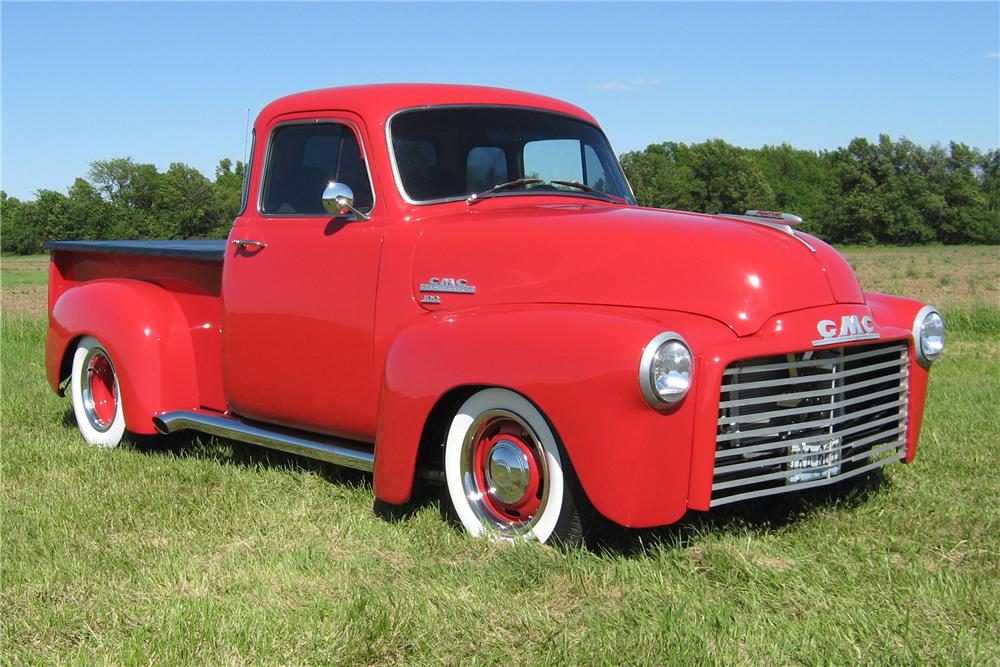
[255,118,377,219]
[719,370,907,409]
[715,398,907,443]
[712,451,904,507]
[912,304,943,367]
[638,331,692,408]
[722,343,903,376]
[154,411,374,472]
[709,449,904,507]
[385,104,635,206]
[714,429,905,478]
[717,385,905,427]
[720,356,905,393]
[714,412,906,460]
[811,332,881,347]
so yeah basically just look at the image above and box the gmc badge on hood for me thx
[812,315,880,347]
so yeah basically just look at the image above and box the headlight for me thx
[912,305,945,366]
[639,332,693,407]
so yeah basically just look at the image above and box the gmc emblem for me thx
[812,315,879,347]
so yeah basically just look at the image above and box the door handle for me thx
[231,239,267,249]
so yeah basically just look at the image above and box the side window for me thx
[466,146,507,192]
[523,139,583,183]
[261,122,374,215]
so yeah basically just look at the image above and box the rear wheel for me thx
[444,388,586,544]
[70,336,125,447]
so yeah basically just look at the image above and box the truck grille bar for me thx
[711,340,909,507]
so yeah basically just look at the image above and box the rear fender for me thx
[373,305,734,528]
[46,279,201,434]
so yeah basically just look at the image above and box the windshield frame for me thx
[385,104,636,206]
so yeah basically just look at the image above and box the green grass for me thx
[942,303,1000,337]
[3,310,999,664]
[0,255,49,288]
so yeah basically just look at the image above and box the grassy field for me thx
[2,247,999,664]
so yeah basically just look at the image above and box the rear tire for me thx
[443,388,586,544]
[70,336,126,447]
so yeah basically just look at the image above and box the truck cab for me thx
[44,84,945,544]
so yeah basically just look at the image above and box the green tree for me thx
[621,139,774,214]
[211,159,246,236]
[88,157,159,210]
[152,163,216,239]
[1,192,39,254]
[751,144,831,236]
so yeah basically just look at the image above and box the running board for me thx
[153,410,375,472]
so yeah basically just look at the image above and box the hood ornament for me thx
[716,210,815,253]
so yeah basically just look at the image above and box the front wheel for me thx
[444,388,587,544]
[70,336,126,447]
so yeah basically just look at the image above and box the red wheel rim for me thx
[86,351,118,429]
[470,417,544,524]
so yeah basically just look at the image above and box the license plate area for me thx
[787,438,842,484]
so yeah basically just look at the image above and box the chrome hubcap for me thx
[486,439,532,504]
[460,409,548,534]
[81,348,117,432]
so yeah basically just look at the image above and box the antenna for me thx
[242,107,251,166]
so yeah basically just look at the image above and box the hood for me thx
[410,200,864,336]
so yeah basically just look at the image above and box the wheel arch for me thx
[413,384,485,478]
[46,279,202,434]
[55,334,84,395]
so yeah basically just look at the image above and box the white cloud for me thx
[588,78,662,92]
[986,52,1000,60]
[588,81,634,91]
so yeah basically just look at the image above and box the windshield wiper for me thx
[550,180,628,205]
[466,178,542,205]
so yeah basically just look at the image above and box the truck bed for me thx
[42,239,227,262]
[45,238,227,412]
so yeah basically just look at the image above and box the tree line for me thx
[1,158,245,255]
[1,134,998,254]
[620,135,999,244]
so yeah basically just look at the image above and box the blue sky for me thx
[2,1,998,200]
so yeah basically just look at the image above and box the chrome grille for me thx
[711,341,909,507]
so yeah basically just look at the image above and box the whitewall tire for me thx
[444,388,585,544]
[70,336,126,447]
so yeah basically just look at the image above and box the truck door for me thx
[221,113,383,442]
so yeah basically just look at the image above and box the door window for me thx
[261,122,374,215]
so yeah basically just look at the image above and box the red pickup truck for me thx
[44,84,945,543]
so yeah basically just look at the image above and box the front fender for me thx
[46,279,201,434]
[373,305,734,527]
[865,291,933,462]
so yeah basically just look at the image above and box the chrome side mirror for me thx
[322,182,370,221]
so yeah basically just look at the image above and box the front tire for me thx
[444,388,586,544]
[70,336,126,447]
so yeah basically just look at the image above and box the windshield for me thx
[390,107,635,205]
